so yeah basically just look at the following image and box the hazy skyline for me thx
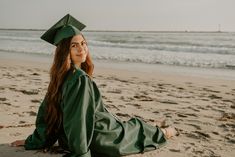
[0,0,235,32]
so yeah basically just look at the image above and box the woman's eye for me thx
[71,44,76,47]
[82,42,87,46]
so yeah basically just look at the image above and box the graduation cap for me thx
[41,14,86,45]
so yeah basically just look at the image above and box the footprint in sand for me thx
[20,89,39,95]
[134,95,154,101]
[23,111,37,116]
[185,123,202,130]
[113,78,130,83]
[0,87,5,91]
[208,94,222,99]
[152,111,159,114]
[140,91,148,95]
[212,131,219,135]
[154,89,167,93]
[102,95,107,99]
[105,104,120,111]
[16,74,26,77]
[31,99,41,103]
[222,99,234,104]
[185,131,210,140]
[118,105,125,108]
[116,113,130,118]
[169,149,181,152]
[107,89,122,94]
[225,134,235,144]
[202,88,220,93]
[31,72,40,76]
[120,96,134,102]
[13,112,25,117]
[126,103,142,109]
[3,102,11,106]
[177,114,188,118]
[177,87,185,90]
[19,121,26,124]
[187,106,200,112]
[163,112,174,118]
[8,87,16,92]
[218,112,235,121]
[157,99,178,105]
[225,123,235,129]
[0,97,7,101]
[200,98,210,101]
[99,84,107,88]
[194,131,210,138]
[133,114,144,119]
[27,69,33,72]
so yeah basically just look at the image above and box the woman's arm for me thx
[62,75,96,157]
[24,98,48,149]
[11,139,25,147]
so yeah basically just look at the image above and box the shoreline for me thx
[1,50,235,81]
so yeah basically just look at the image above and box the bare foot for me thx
[11,139,25,147]
[149,119,168,128]
[161,126,179,139]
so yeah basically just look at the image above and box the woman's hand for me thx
[161,126,179,139]
[11,139,25,147]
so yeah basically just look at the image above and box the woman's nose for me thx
[76,44,83,52]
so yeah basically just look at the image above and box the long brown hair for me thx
[45,34,94,136]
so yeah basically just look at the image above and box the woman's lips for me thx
[76,53,83,56]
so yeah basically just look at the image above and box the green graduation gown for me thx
[24,68,166,157]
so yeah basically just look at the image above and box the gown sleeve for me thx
[24,98,54,150]
[62,75,96,157]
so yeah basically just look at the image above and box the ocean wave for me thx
[1,47,234,70]
[0,48,51,55]
[0,36,41,42]
[88,40,235,55]
[98,38,235,49]
[92,55,235,70]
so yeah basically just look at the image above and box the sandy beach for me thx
[0,52,235,157]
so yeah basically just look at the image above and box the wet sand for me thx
[0,54,235,157]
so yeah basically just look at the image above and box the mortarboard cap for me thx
[41,14,86,45]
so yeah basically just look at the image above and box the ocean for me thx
[0,29,235,70]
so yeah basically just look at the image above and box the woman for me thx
[11,14,177,157]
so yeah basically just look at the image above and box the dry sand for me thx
[0,56,235,157]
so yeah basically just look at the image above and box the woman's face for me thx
[69,34,88,67]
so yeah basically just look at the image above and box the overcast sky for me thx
[0,0,235,31]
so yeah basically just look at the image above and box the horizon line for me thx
[0,28,234,33]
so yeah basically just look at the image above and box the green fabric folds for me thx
[24,98,48,150]
[24,68,167,157]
